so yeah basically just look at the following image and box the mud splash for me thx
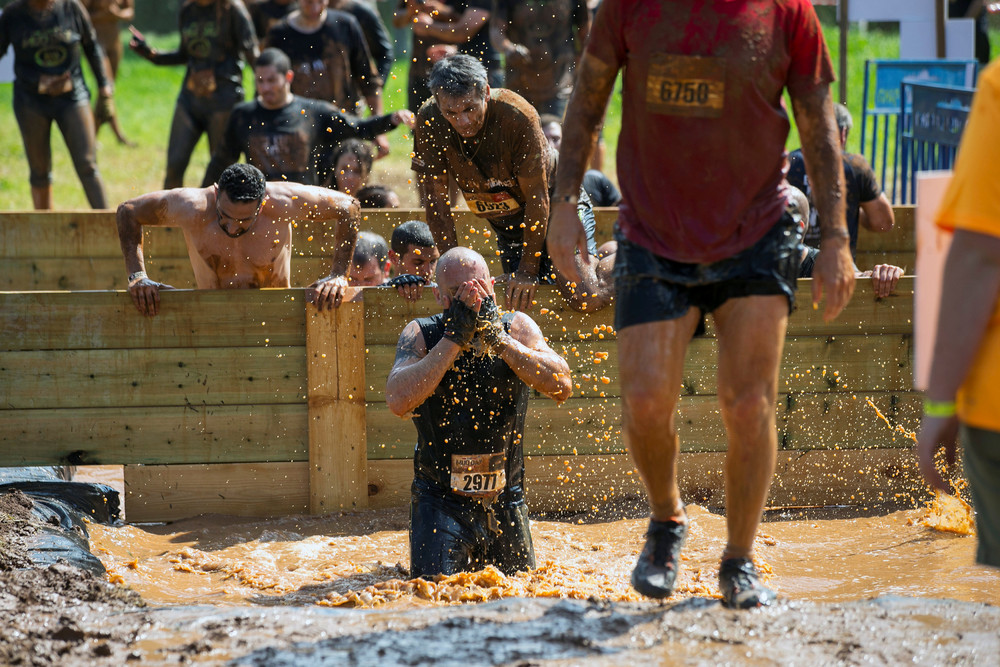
[87,502,998,612]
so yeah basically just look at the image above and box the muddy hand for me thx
[811,236,855,322]
[547,201,587,285]
[129,278,172,317]
[309,275,349,311]
[870,264,903,299]
[506,269,537,313]
[386,273,427,302]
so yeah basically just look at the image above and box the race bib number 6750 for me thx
[646,54,726,118]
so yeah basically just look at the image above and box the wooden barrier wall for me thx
[0,277,925,522]
[0,207,916,291]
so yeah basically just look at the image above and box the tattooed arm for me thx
[791,84,854,322]
[385,319,463,416]
[548,51,619,283]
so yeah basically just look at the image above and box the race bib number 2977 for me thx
[450,453,507,497]
[646,54,726,118]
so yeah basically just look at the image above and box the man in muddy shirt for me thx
[117,163,359,316]
[413,54,604,312]
[386,247,571,578]
[491,0,589,117]
[130,0,259,189]
[202,48,413,186]
[548,0,855,608]
[264,0,383,128]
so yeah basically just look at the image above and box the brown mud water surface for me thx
[4,472,1000,665]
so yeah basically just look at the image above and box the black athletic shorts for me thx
[409,477,535,579]
[613,211,800,332]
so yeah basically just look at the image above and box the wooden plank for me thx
[123,447,928,522]
[0,206,910,259]
[782,391,922,451]
[123,462,309,522]
[785,278,913,336]
[0,251,916,299]
[857,206,914,252]
[0,289,305,350]
[0,404,307,466]
[306,302,368,513]
[0,346,306,409]
[363,332,913,401]
[367,389,920,460]
[368,448,928,514]
[0,212,189,258]
[0,257,195,291]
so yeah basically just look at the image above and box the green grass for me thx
[0,24,994,210]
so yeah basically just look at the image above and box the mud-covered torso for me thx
[412,89,548,248]
[185,213,292,289]
[411,312,529,495]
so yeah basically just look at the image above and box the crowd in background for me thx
[0,0,605,213]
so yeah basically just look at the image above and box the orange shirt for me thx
[936,60,1000,431]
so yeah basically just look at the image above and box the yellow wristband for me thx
[923,398,957,418]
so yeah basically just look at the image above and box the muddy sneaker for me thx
[719,558,776,609]
[630,517,687,599]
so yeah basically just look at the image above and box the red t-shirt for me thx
[586,0,834,263]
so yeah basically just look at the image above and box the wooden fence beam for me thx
[306,301,368,513]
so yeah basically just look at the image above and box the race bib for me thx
[646,54,725,118]
[462,191,522,219]
[450,453,507,497]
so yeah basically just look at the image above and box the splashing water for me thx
[865,397,975,536]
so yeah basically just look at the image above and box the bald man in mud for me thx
[386,247,572,578]
[548,0,855,607]
[412,53,608,313]
[117,162,359,316]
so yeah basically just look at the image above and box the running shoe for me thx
[630,516,687,598]
[718,557,776,609]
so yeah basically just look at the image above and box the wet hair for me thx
[217,163,266,202]
[353,231,389,267]
[357,184,399,208]
[391,220,435,255]
[428,54,488,99]
[834,103,853,132]
[538,113,562,129]
[256,47,292,75]
[332,139,374,179]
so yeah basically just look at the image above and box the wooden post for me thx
[935,0,947,58]
[839,0,849,104]
[306,301,368,513]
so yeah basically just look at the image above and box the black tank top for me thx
[411,312,529,494]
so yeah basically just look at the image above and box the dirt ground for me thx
[2,489,999,666]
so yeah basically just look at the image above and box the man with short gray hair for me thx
[412,53,603,313]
